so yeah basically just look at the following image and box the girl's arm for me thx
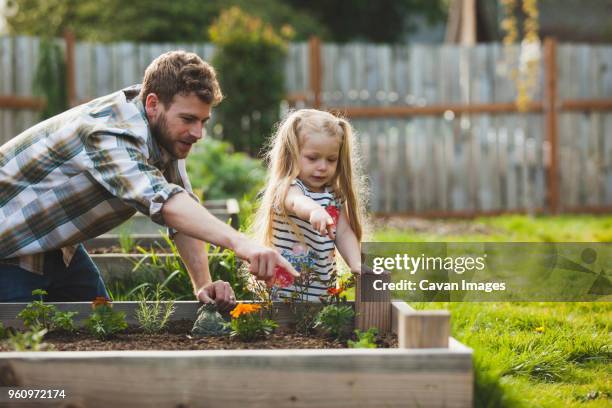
[285,185,335,239]
[335,207,361,274]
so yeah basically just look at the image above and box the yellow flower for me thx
[535,326,545,333]
[230,303,261,319]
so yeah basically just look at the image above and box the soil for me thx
[0,321,398,352]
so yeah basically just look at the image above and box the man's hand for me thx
[195,280,236,312]
[309,207,335,239]
[232,239,299,283]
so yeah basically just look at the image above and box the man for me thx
[0,50,297,308]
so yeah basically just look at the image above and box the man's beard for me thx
[150,113,175,157]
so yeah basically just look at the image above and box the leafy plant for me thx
[16,289,78,332]
[228,303,278,341]
[135,285,175,334]
[314,304,355,340]
[33,37,67,120]
[17,289,56,330]
[348,328,378,349]
[51,310,79,333]
[84,297,128,340]
[0,322,7,340]
[7,328,51,351]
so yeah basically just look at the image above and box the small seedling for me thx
[17,289,56,330]
[348,328,378,348]
[85,297,127,340]
[7,327,51,351]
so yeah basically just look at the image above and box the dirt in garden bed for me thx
[0,320,398,352]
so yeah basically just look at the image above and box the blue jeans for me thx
[0,244,109,302]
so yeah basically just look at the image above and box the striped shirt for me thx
[272,179,341,301]
[0,85,198,275]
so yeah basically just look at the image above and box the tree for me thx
[284,0,448,43]
[5,0,325,42]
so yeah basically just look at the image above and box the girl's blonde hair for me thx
[253,109,367,247]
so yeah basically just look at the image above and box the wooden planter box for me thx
[0,300,473,408]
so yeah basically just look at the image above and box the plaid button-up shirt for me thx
[0,85,198,275]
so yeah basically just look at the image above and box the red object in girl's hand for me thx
[325,205,340,225]
[272,266,295,288]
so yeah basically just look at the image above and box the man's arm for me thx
[174,233,235,310]
[162,192,298,283]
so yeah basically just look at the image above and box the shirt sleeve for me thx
[82,131,189,227]
[163,159,200,238]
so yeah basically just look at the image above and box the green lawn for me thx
[372,215,611,408]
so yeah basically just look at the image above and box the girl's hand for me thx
[309,208,336,239]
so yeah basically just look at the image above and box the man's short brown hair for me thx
[140,50,223,107]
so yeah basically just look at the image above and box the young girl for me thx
[253,109,366,300]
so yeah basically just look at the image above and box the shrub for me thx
[209,6,291,156]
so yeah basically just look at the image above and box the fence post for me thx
[355,272,392,334]
[308,36,322,109]
[544,37,560,214]
[63,30,76,108]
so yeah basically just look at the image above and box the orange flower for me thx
[92,296,111,309]
[230,303,261,319]
[327,286,344,296]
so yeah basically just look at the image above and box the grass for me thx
[372,215,612,408]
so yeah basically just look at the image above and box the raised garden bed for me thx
[0,300,473,407]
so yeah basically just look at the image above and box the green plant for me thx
[228,303,278,341]
[33,37,67,120]
[210,6,291,155]
[135,285,175,334]
[0,322,7,340]
[17,289,56,330]
[51,310,79,333]
[118,227,135,254]
[186,138,265,201]
[314,304,355,340]
[84,298,128,340]
[7,328,51,351]
[348,328,378,349]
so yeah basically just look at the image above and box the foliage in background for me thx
[106,233,251,301]
[33,38,68,119]
[209,7,290,156]
[186,138,265,201]
[135,285,175,334]
[285,0,447,43]
[5,0,324,42]
[0,322,7,340]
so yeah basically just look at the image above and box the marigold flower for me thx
[535,326,545,333]
[92,296,111,309]
[230,303,261,319]
[327,286,344,296]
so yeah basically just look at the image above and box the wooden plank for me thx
[64,30,76,106]
[0,36,14,146]
[391,302,450,348]
[0,346,473,408]
[0,95,45,110]
[355,273,391,334]
[308,36,322,108]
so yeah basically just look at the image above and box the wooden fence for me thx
[0,35,611,216]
